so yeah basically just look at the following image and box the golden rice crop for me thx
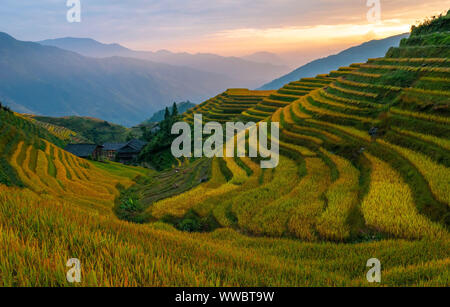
[319,89,384,109]
[361,154,447,240]
[150,158,239,219]
[271,107,282,122]
[315,149,359,241]
[9,142,47,193]
[328,83,378,99]
[337,77,402,91]
[292,124,342,143]
[361,64,450,73]
[250,157,330,240]
[310,90,363,111]
[368,57,448,64]
[231,156,300,233]
[301,92,375,123]
[1,183,449,286]
[9,140,137,213]
[391,127,450,151]
[286,157,331,241]
[278,139,316,156]
[390,107,450,125]
[291,98,312,119]
[379,140,450,205]
[306,119,372,142]
[282,104,295,124]
[194,157,262,218]
[405,87,450,97]
[283,129,323,144]
[329,70,381,78]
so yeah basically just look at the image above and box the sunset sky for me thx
[1,0,449,65]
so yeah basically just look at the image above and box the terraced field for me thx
[20,114,80,143]
[242,75,334,122]
[0,13,449,286]
[0,108,148,214]
[184,89,274,125]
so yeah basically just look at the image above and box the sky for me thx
[1,0,449,65]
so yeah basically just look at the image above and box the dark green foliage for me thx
[401,33,450,47]
[139,108,183,170]
[387,11,450,59]
[171,102,178,117]
[115,197,151,224]
[164,107,171,121]
[410,10,450,36]
[143,101,196,123]
[114,178,151,224]
[162,210,220,233]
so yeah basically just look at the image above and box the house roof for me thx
[118,139,148,153]
[65,144,101,157]
[103,139,148,154]
[103,143,126,151]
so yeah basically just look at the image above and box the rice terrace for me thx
[0,0,449,292]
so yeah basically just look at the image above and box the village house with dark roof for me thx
[102,139,148,163]
[64,139,147,164]
[65,144,103,160]
[102,143,126,160]
[116,139,148,163]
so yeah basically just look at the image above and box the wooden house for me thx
[116,139,148,163]
[102,139,148,163]
[65,144,103,160]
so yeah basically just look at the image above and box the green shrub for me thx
[114,191,151,224]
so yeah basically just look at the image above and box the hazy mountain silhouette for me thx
[258,33,409,90]
[38,38,290,89]
[241,52,287,66]
[0,32,238,126]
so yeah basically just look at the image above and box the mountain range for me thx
[38,38,290,89]
[0,32,241,126]
[259,33,409,90]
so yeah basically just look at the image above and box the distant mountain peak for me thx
[38,37,131,55]
[241,51,287,66]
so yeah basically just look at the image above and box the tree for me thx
[164,107,171,121]
[172,102,178,117]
